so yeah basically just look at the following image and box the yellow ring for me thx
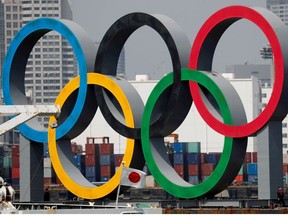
[48,73,135,199]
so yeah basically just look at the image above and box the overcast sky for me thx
[70,0,268,80]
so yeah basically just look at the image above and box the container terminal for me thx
[0,135,285,213]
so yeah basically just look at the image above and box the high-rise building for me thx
[267,0,288,25]
[21,0,75,127]
[0,0,75,147]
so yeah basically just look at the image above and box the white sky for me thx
[70,0,268,80]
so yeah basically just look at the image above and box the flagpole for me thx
[115,161,125,209]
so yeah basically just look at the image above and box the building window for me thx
[283,133,287,138]
[283,123,287,128]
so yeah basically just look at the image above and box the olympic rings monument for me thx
[2,5,288,201]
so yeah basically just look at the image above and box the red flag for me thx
[121,166,146,188]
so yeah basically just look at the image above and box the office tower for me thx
[20,0,75,127]
[267,0,288,25]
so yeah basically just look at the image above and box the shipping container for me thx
[85,166,96,177]
[86,176,97,183]
[3,168,10,178]
[205,153,220,164]
[85,143,100,155]
[43,143,49,157]
[245,163,258,175]
[245,152,252,164]
[12,167,19,178]
[100,176,110,182]
[252,152,257,163]
[12,145,19,156]
[100,165,115,177]
[44,167,52,178]
[284,154,288,164]
[3,156,11,168]
[44,177,52,186]
[173,164,187,180]
[12,156,19,168]
[200,153,206,164]
[44,157,51,168]
[85,154,99,166]
[114,154,124,167]
[100,154,114,166]
[173,153,185,165]
[188,175,199,185]
[172,142,187,153]
[11,178,19,186]
[188,164,199,176]
[283,163,288,174]
[186,142,201,153]
[247,174,258,182]
[99,143,114,155]
[186,153,200,164]
[201,163,215,176]
[74,155,85,166]
[234,175,244,182]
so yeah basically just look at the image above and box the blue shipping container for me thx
[247,163,258,175]
[86,176,97,182]
[100,176,110,182]
[186,153,200,164]
[173,153,184,165]
[188,176,199,185]
[100,155,114,165]
[172,142,187,153]
[205,153,219,164]
[247,174,258,182]
[43,143,49,157]
[11,178,19,186]
[85,166,96,177]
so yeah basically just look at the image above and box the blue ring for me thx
[2,18,88,143]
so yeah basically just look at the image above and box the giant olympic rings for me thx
[2,6,288,199]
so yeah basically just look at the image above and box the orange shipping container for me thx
[85,143,100,155]
[188,164,199,176]
[234,175,244,182]
[101,165,112,177]
[174,164,185,176]
[114,155,124,167]
[85,154,98,166]
[201,163,215,176]
[100,144,114,155]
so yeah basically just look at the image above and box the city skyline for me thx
[71,0,268,80]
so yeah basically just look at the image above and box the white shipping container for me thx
[283,154,288,164]
[44,167,52,178]
[44,157,51,168]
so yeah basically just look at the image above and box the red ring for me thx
[189,6,285,138]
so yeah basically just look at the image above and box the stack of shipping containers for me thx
[85,138,100,183]
[9,136,288,195]
[186,142,201,184]
[11,145,19,187]
[99,142,115,182]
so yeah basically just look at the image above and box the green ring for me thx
[141,68,236,198]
